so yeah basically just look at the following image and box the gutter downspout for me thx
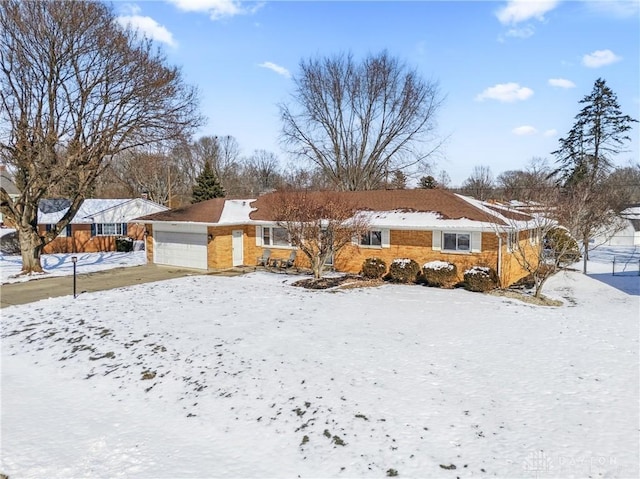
[497,232,503,287]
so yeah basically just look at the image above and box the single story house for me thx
[592,205,640,247]
[137,189,540,287]
[38,198,168,253]
[0,166,20,226]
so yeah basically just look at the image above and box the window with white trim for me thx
[360,230,382,247]
[442,232,470,252]
[95,223,126,236]
[262,226,290,247]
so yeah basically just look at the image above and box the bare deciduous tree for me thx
[496,158,554,202]
[0,0,202,273]
[243,150,283,195]
[280,51,444,191]
[266,191,370,279]
[488,189,581,298]
[96,148,186,206]
[461,166,494,200]
[555,181,627,272]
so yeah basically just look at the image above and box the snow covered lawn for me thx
[0,250,147,284]
[2,252,639,479]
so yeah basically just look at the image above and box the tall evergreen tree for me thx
[552,78,637,186]
[191,160,225,203]
[551,78,637,272]
[419,175,438,189]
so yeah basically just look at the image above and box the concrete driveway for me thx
[0,264,210,308]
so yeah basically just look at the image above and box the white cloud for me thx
[117,15,177,47]
[475,83,534,102]
[496,0,560,25]
[543,129,557,137]
[512,125,537,136]
[505,25,535,38]
[548,78,576,89]
[167,0,262,20]
[585,1,640,19]
[258,62,291,79]
[582,49,622,68]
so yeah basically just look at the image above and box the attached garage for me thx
[153,223,208,270]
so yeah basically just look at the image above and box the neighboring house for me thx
[593,205,640,247]
[38,198,168,254]
[138,189,540,287]
[0,166,20,226]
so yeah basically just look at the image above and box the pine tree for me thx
[191,160,225,203]
[551,78,637,272]
[419,175,438,189]
[552,78,637,186]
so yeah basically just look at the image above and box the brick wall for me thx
[42,222,147,254]
[145,224,153,263]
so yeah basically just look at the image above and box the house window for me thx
[360,230,382,247]
[262,226,290,247]
[95,223,127,236]
[46,224,72,237]
[443,232,470,252]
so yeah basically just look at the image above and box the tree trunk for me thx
[312,257,323,279]
[582,237,589,274]
[18,227,45,274]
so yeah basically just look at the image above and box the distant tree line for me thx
[0,0,636,279]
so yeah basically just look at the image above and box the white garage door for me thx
[154,230,208,270]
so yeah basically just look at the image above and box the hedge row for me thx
[360,257,499,292]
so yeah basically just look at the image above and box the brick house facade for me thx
[138,190,541,287]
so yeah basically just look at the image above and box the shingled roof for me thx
[137,189,530,228]
[249,189,506,224]
[137,198,227,223]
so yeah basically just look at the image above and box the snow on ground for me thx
[1,249,639,478]
[0,250,147,284]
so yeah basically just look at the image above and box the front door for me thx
[232,230,244,266]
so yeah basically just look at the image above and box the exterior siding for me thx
[145,224,153,262]
[42,222,146,254]
[145,223,540,288]
[248,229,539,287]
[335,230,503,283]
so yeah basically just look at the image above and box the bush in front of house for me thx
[463,266,498,292]
[115,236,134,252]
[422,260,458,288]
[385,258,421,283]
[361,257,387,279]
[545,227,581,265]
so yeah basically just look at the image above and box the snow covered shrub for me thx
[361,257,387,279]
[422,261,458,288]
[115,236,134,252]
[545,227,580,265]
[386,258,421,283]
[463,266,498,292]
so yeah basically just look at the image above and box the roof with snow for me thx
[38,198,168,225]
[138,190,534,230]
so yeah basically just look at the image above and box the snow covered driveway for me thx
[1,270,638,478]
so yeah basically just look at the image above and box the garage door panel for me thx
[154,231,207,269]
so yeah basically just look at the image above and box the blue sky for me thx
[116,0,639,186]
